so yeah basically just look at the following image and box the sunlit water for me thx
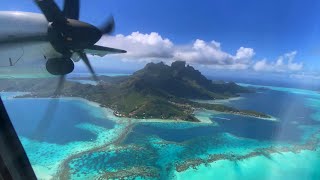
[1,84,320,179]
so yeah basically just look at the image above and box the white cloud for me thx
[285,51,304,71]
[253,59,269,71]
[97,32,174,61]
[253,51,303,72]
[98,32,253,67]
[97,32,304,73]
[235,47,255,63]
[173,39,235,65]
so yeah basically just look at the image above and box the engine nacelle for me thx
[46,58,74,75]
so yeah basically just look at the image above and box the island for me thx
[0,61,271,122]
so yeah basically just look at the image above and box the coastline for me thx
[26,96,216,124]
[175,148,320,180]
[191,96,244,105]
[175,147,320,179]
[174,129,320,177]
[225,111,278,122]
[193,106,277,122]
[17,95,276,124]
[56,122,136,179]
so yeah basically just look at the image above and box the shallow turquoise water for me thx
[1,96,127,179]
[175,149,320,180]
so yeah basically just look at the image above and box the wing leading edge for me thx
[85,45,127,57]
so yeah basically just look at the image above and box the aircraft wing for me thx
[85,45,127,57]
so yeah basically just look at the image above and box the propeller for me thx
[31,0,121,138]
[32,76,66,140]
[100,16,115,35]
[63,0,80,20]
[34,0,116,80]
[77,51,99,81]
[33,0,119,87]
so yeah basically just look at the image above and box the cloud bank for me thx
[97,32,304,73]
[253,51,303,72]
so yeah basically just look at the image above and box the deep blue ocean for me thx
[126,88,319,144]
[3,98,115,144]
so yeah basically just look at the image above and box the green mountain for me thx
[0,61,269,122]
[125,61,250,100]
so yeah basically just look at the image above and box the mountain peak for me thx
[171,61,186,70]
[128,61,249,99]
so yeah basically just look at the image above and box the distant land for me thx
[0,61,271,122]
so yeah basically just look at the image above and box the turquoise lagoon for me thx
[1,84,320,179]
[2,95,131,179]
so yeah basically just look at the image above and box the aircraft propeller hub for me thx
[46,58,74,76]
[47,20,102,55]
[58,19,102,49]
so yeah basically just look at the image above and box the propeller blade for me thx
[84,45,127,57]
[78,52,99,81]
[54,75,66,97]
[34,0,67,24]
[63,0,80,20]
[32,75,66,139]
[100,16,115,35]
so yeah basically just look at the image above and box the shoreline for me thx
[224,111,278,122]
[56,122,136,179]
[56,96,277,123]
[15,95,276,123]
[175,148,320,179]
[175,129,320,174]
[191,96,244,105]
[191,97,277,122]
[13,89,274,123]
[12,95,216,124]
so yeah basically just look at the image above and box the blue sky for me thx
[1,0,320,80]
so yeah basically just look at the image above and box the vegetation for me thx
[0,61,271,122]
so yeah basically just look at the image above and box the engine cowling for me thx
[46,58,74,75]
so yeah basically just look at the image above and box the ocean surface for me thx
[1,84,320,180]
